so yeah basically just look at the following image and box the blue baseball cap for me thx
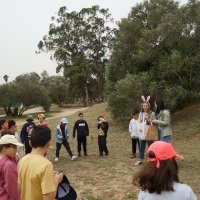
[60,118,68,124]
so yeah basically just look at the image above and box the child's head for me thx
[0,119,8,131]
[98,116,104,122]
[132,111,139,120]
[30,126,51,151]
[0,135,23,158]
[134,141,184,194]
[7,120,17,133]
[38,114,45,123]
[78,113,84,120]
[60,118,68,128]
[141,102,151,113]
[26,115,34,124]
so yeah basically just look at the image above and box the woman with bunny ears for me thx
[135,95,156,166]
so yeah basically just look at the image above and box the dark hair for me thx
[1,130,15,137]
[155,99,165,115]
[132,110,139,116]
[30,126,51,148]
[78,113,83,116]
[133,151,179,194]
[97,116,104,121]
[7,119,16,129]
[0,119,6,129]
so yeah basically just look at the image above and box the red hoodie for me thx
[0,156,20,200]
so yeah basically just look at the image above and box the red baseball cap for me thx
[147,141,184,168]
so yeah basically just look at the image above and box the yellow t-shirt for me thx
[18,154,56,200]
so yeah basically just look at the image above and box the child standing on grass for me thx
[55,118,77,162]
[129,111,140,158]
[0,135,23,200]
[134,141,197,200]
[20,115,35,154]
[37,114,48,127]
[97,116,109,157]
[73,113,89,156]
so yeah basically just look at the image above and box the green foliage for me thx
[0,73,51,116]
[107,0,200,119]
[38,5,116,105]
[41,74,72,106]
[108,73,150,120]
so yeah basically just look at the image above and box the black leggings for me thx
[56,139,73,157]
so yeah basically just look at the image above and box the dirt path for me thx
[16,107,89,126]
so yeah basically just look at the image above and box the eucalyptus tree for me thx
[38,5,116,106]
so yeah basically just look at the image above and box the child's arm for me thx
[85,121,89,136]
[56,128,62,140]
[129,120,132,133]
[72,122,77,138]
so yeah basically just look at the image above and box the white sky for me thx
[0,0,187,84]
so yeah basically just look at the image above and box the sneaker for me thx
[55,157,59,162]
[99,153,103,157]
[71,156,78,160]
[131,154,136,159]
[78,153,81,157]
[105,152,109,156]
[134,160,142,166]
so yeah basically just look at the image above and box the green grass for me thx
[42,103,200,199]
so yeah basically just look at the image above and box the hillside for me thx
[39,103,200,199]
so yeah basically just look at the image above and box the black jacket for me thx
[97,121,109,138]
[73,120,89,138]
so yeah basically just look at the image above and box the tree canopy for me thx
[38,5,116,106]
[107,0,200,119]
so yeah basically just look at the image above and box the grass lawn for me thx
[43,103,200,200]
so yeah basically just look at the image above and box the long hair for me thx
[155,99,165,115]
[140,102,151,113]
[133,151,179,194]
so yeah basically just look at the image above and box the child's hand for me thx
[54,171,63,185]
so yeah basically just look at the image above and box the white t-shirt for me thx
[129,119,140,138]
[138,182,197,200]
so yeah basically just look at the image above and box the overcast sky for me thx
[0,0,187,84]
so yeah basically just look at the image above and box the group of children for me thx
[0,101,198,200]
[0,112,109,200]
[54,112,109,161]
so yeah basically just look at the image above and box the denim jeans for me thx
[158,127,162,141]
[139,140,154,160]
[160,135,171,143]
[131,138,140,155]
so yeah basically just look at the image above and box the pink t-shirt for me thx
[0,156,20,200]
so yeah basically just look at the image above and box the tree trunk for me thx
[13,108,18,117]
[84,84,89,107]
[3,106,13,116]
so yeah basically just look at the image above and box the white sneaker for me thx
[71,155,77,160]
[55,157,59,162]
[135,160,142,166]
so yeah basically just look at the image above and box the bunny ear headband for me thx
[141,95,151,102]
